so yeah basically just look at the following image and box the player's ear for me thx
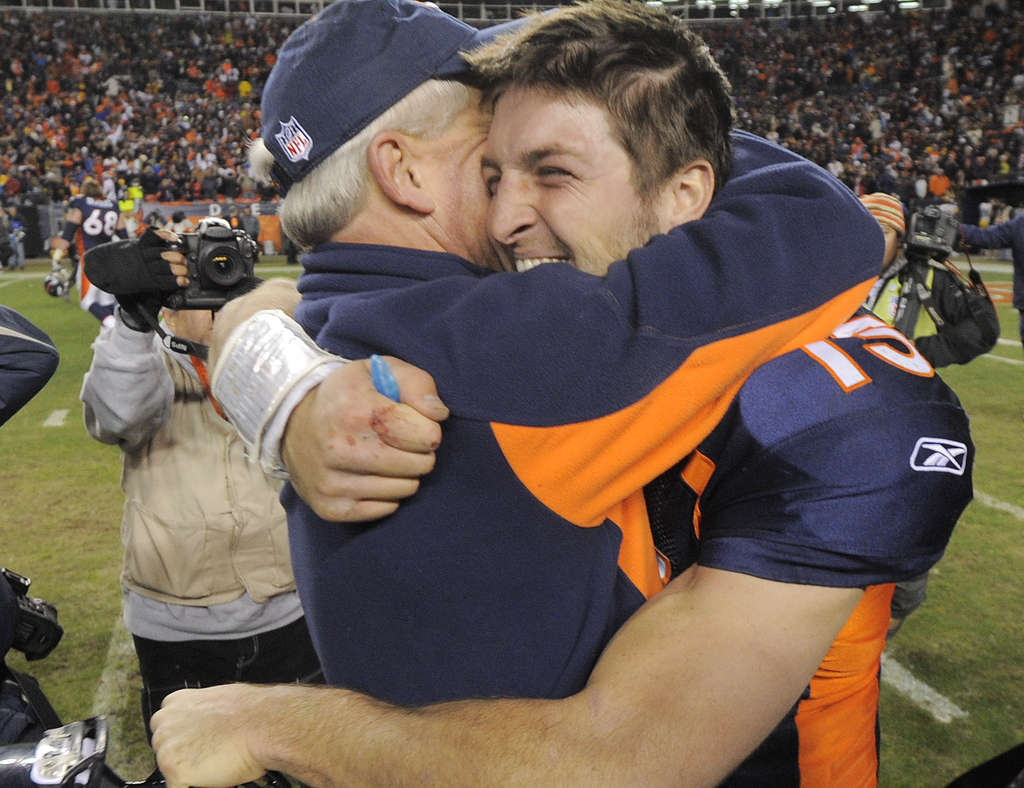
[366,131,435,215]
[656,159,715,230]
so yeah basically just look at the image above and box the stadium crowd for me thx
[0,1,1022,214]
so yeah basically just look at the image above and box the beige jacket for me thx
[82,321,295,606]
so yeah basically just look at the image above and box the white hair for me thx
[249,79,474,251]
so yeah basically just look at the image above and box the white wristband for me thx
[211,309,347,477]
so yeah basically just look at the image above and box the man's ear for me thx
[657,159,715,230]
[366,130,435,215]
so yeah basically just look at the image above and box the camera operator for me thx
[861,193,997,638]
[1,305,59,427]
[79,225,321,773]
[862,193,999,370]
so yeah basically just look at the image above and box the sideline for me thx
[91,616,136,767]
[880,653,969,723]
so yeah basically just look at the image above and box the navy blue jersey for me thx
[646,310,972,785]
[67,195,122,251]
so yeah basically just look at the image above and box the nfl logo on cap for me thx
[276,116,312,163]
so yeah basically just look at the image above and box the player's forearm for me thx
[228,684,633,788]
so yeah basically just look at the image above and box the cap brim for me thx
[433,17,527,78]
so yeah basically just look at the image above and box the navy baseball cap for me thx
[261,0,520,193]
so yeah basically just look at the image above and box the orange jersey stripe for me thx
[492,279,874,531]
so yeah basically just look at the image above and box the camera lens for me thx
[201,245,246,287]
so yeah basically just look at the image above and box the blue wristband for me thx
[370,354,400,402]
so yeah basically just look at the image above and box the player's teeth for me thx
[515,257,567,272]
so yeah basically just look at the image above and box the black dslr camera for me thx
[83,216,260,312]
[165,217,260,310]
[905,205,958,264]
[1,568,63,661]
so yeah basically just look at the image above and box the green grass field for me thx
[1,255,1021,784]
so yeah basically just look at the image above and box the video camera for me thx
[83,217,260,311]
[1,568,63,662]
[905,205,959,264]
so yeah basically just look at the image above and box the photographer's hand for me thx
[148,228,190,287]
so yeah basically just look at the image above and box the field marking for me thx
[43,409,69,427]
[881,653,969,723]
[91,616,135,769]
[974,489,1024,521]
[982,353,1024,366]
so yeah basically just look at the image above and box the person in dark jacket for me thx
[958,212,1024,351]
[0,306,59,427]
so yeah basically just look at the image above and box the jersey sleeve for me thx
[696,357,973,588]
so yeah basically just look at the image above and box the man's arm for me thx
[79,312,173,448]
[0,306,59,426]
[959,216,1023,251]
[49,206,82,256]
[209,278,449,519]
[152,567,861,788]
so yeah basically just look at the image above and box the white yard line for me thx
[880,488,1023,722]
[880,653,969,723]
[975,489,1024,521]
[42,409,69,427]
[983,354,1024,366]
[91,616,136,769]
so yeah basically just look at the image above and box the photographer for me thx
[862,193,996,638]
[863,193,999,370]
[79,224,321,770]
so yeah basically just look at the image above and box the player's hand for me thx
[283,358,449,522]
[152,686,267,788]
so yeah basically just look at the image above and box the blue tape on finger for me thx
[370,354,400,402]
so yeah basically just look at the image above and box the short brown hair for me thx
[467,0,734,197]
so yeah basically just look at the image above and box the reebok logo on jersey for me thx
[910,437,968,475]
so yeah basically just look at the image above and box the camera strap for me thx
[4,666,62,732]
[904,264,946,330]
[134,314,224,417]
[188,353,226,420]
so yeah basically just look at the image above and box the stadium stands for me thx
[0,0,1021,240]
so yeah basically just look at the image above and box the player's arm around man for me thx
[203,275,450,521]
[153,564,861,788]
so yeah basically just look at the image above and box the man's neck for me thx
[333,199,450,257]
